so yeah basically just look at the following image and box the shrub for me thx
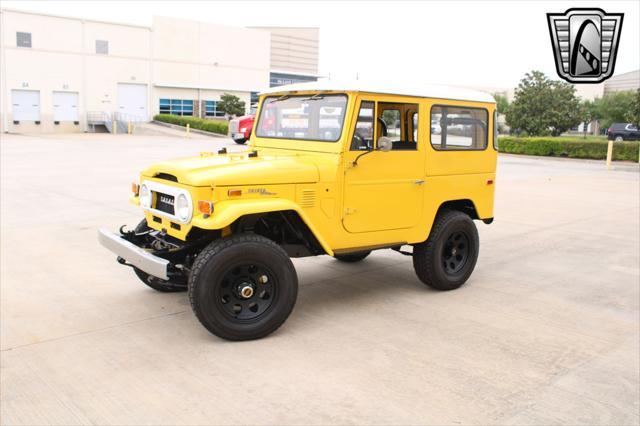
[154,114,228,135]
[498,136,639,162]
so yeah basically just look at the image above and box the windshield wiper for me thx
[300,94,325,101]
[267,95,291,104]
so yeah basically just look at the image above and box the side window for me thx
[493,110,499,150]
[431,105,488,150]
[351,101,374,151]
[410,112,418,142]
[382,109,401,140]
[379,103,419,150]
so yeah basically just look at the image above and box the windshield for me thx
[255,94,348,142]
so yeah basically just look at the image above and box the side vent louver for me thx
[299,189,316,208]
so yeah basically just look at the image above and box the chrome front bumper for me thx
[98,228,170,280]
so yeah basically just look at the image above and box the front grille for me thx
[229,120,239,134]
[154,192,175,215]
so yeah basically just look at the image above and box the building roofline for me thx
[0,7,151,29]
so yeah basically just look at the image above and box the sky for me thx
[3,0,639,90]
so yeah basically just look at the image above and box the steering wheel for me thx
[351,133,370,150]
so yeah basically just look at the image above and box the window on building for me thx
[96,40,109,55]
[204,100,225,117]
[430,105,487,150]
[159,99,193,116]
[16,32,31,48]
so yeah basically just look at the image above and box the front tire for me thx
[188,234,298,341]
[614,135,624,142]
[234,138,247,145]
[413,210,479,291]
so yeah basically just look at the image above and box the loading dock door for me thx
[117,83,147,120]
[12,90,40,121]
[53,91,79,122]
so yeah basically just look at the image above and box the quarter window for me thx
[16,32,31,48]
[430,106,488,150]
[351,101,374,151]
[159,99,193,116]
[204,100,225,117]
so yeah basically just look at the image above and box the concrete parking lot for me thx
[1,130,638,425]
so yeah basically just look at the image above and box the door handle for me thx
[414,179,425,185]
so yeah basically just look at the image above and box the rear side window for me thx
[430,105,488,150]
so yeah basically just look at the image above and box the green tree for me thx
[579,99,599,138]
[218,93,246,118]
[506,70,582,136]
[630,89,640,128]
[493,93,510,115]
[590,90,637,130]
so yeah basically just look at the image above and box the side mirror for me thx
[377,136,393,152]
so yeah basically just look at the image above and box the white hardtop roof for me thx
[259,80,495,103]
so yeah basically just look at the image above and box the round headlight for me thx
[176,193,190,221]
[139,184,151,208]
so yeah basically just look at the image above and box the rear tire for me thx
[188,234,298,341]
[333,251,371,262]
[132,219,187,292]
[413,210,479,291]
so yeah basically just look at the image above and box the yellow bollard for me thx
[606,140,613,169]
[128,121,132,135]
[112,120,117,135]
[186,123,190,138]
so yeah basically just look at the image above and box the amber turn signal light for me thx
[197,200,213,215]
[227,189,242,197]
[132,182,139,195]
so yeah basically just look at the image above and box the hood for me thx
[142,151,319,187]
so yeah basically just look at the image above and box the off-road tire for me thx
[334,251,371,262]
[132,220,187,292]
[413,210,479,291]
[188,234,298,341]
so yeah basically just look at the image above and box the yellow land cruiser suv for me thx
[99,82,497,341]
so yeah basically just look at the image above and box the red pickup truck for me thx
[228,115,255,145]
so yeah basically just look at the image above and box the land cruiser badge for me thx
[547,8,623,83]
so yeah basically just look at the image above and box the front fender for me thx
[191,198,334,256]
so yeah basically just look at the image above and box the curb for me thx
[151,120,228,138]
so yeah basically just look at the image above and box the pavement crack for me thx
[1,309,189,352]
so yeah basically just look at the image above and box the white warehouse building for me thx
[0,8,319,134]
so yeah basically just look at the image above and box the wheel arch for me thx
[190,198,333,256]
[437,199,480,220]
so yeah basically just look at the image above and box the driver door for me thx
[342,98,425,233]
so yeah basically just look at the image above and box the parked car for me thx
[228,114,255,144]
[607,123,640,141]
[99,81,498,341]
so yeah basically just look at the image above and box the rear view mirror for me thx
[377,136,393,152]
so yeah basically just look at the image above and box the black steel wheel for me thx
[334,250,371,263]
[413,210,479,291]
[132,219,187,292]
[442,231,470,274]
[189,234,298,341]
[216,262,277,321]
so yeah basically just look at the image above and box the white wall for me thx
[1,9,274,133]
